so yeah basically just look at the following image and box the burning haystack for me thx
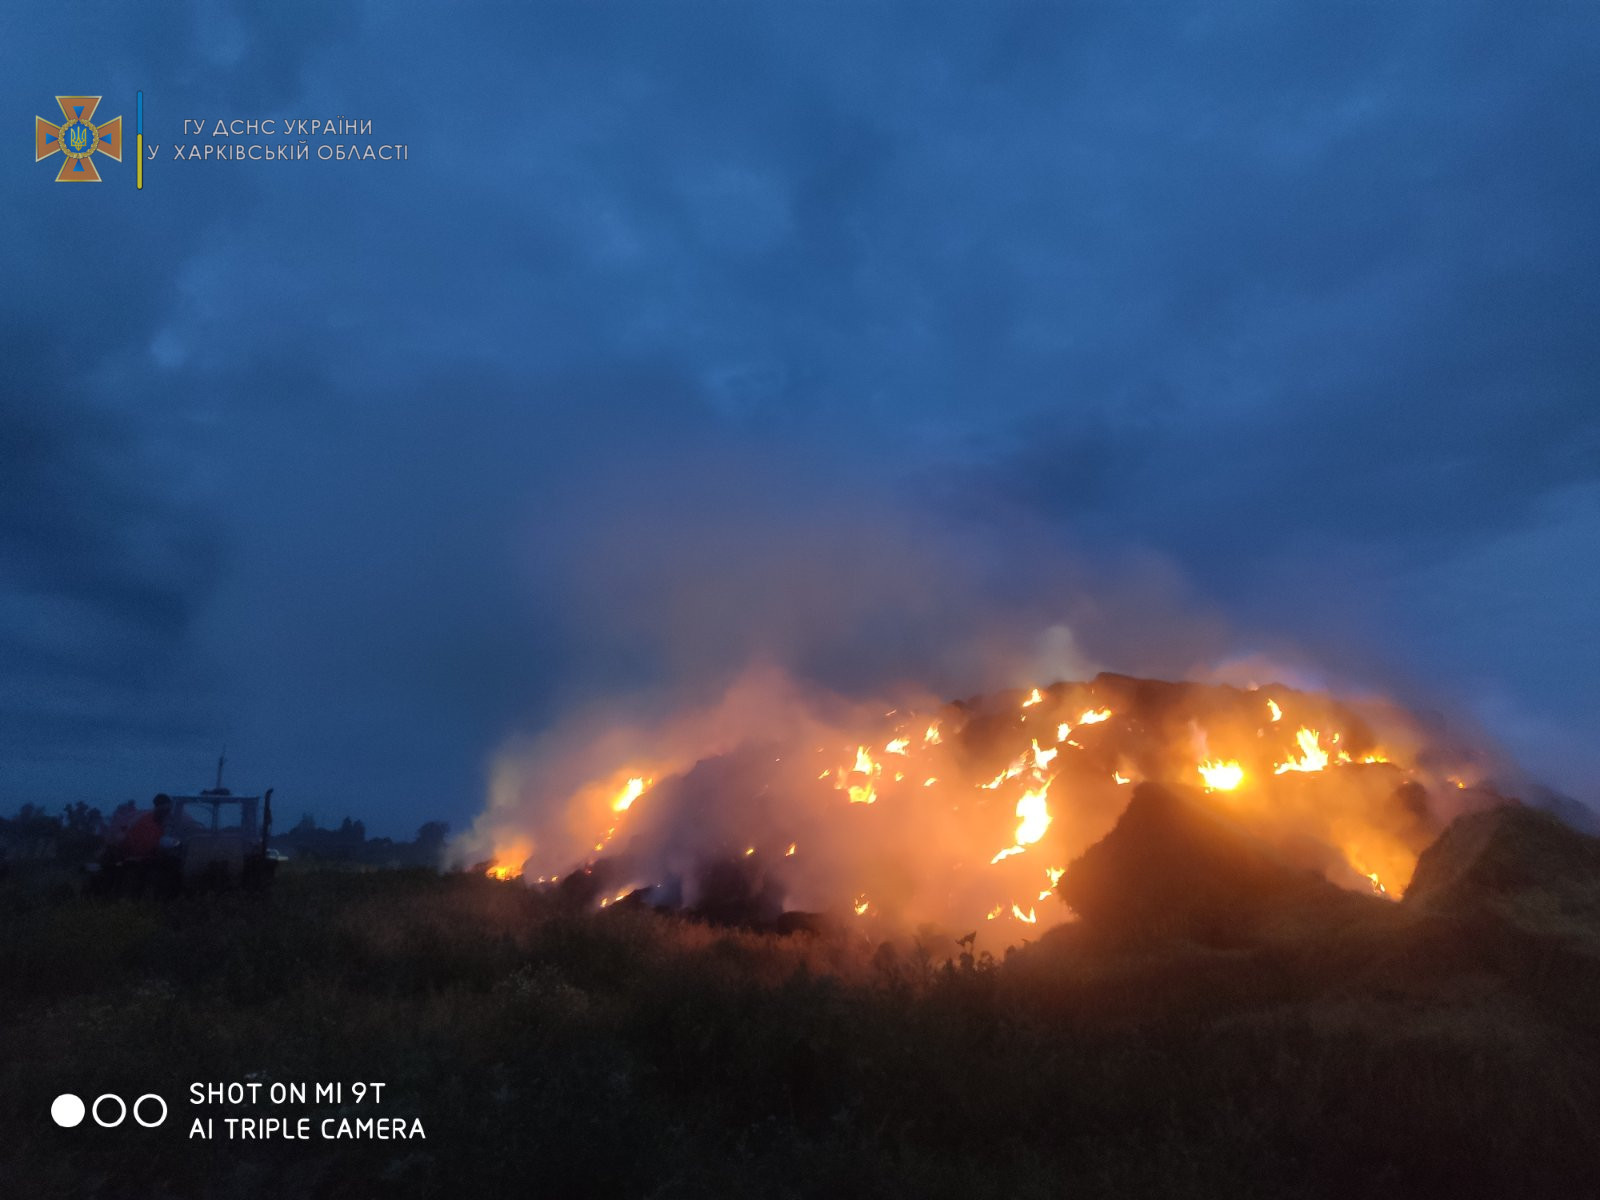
[464,668,1554,941]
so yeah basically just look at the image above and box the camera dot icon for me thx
[52,1094,86,1127]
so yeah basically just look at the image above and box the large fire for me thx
[468,670,1490,940]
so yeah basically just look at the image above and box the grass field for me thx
[2,863,1596,1199]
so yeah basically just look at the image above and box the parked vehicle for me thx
[88,754,276,896]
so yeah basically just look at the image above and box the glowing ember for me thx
[853,895,870,916]
[981,756,1028,790]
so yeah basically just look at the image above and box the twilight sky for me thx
[4,3,1598,836]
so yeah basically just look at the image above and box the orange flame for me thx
[611,776,650,813]
[1198,759,1245,791]
[1275,727,1330,774]
[990,781,1053,863]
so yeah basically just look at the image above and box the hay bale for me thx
[1058,783,1342,944]
[1404,803,1600,919]
[689,855,786,928]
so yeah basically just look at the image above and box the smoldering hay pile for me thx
[460,666,1536,942]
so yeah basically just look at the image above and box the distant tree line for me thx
[0,802,105,866]
[0,802,451,871]
[273,814,451,867]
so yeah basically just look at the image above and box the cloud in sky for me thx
[3,2,1598,832]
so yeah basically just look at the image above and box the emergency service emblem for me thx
[36,95,122,181]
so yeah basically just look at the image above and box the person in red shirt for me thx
[119,794,173,859]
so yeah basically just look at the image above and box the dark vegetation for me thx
[0,802,450,870]
[2,791,1598,1199]
[0,802,108,871]
[272,815,451,868]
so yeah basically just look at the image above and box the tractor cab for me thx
[166,789,268,886]
[89,753,277,895]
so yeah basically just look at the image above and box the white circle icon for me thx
[92,1094,127,1127]
[51,1093,86,1127]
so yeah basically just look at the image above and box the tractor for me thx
[88,754,277,896]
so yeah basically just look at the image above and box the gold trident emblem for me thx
[36,95,122,182]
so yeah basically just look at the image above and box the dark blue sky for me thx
[5,3,1598,836]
